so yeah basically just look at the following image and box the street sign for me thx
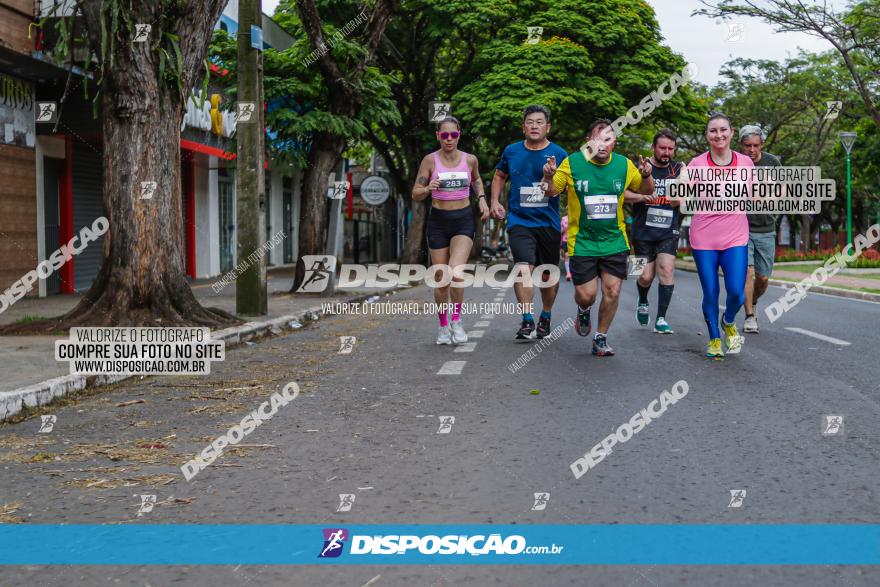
[360,175,391,206]
[251,25,263,50]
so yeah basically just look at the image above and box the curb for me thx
[0,289,400,423]
[673,260,880,303]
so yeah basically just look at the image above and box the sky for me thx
[261,0,832,86]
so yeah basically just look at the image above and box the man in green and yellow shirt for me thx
[543,119,655,356]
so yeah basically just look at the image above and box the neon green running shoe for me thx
[722,320,743,354]
[706,338,724,359]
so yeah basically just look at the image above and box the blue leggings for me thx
[692,246,748,339]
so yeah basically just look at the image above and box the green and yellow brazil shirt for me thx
[552,151,642,257]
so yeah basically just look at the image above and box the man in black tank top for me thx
[630,129,682,334]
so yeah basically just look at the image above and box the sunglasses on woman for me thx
[439,131,460,140]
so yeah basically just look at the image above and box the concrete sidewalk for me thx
[0,269,399,393]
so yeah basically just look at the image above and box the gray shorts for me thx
[748,231,776,277]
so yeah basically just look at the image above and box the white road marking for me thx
[479,314,493,320]
[468,330,484,339]
[454,342,477,352]
[784,327,851,346]
[474,321,490,327]
[437,361,467,375]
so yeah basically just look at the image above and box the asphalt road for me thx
[1,270,878,586]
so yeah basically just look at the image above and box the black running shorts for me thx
[508,225,561,267]
[569,252,628,284]
[426,206,476,250]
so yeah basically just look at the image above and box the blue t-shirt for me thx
[496,141,569,230]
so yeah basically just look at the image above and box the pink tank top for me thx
[430,150,472,200]
[687,151,753,250]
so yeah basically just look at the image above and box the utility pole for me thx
[236,0,267,316]
[839,132,857,245]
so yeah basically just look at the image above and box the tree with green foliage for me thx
[370,0,705,263]
[706,52,878,246]
[697,0,880,130]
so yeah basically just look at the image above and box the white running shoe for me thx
[450,320,468,344]
[436,326,452,345]
[743,314,759,333]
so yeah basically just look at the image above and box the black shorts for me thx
[508,225,561,267]
[427,206,475,249]
[570,252,628,284]
[633,237,678,262]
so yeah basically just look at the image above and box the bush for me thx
[774,247,835,262]
[775,246,880,267]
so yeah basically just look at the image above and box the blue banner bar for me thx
[1,525,878,565]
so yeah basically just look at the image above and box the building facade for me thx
[0,1,305,303]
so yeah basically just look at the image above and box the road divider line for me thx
[474,321,490,327]
[784,327,851,346]
[468,331,484,339]
[454,342,477,353]
[437,361,466,375]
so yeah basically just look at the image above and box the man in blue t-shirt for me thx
[490,105,568,340]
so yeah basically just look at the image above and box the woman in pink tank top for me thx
[411,116,490,345]
[685,113,752,358]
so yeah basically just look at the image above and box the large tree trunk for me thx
[292,132,346,290]
[0,0,235,334]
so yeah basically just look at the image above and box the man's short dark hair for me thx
[653,128,677,145]
[523,105,551,123]
[586,118,613,137]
